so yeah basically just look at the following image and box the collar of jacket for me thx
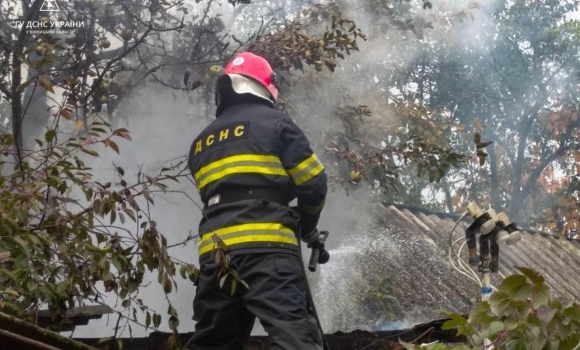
[215,96,274,118]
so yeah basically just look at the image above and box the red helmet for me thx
[223,52,279,101]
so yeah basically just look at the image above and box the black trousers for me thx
[185,252,323,350]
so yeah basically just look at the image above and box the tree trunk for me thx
[509,105,542,219]
[442,181,453,213]
[488,145,501,211]
[11,0,44,166]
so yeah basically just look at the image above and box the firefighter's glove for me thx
[302,228,320,245]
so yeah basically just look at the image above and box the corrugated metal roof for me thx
[389,203,580,301]
[315,202,580,332]
[381,203,580,309]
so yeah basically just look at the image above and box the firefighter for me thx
[185,52,327,350]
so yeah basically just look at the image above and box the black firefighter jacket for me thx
[188,101,328,263]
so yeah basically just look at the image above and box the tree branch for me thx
[187,0,215,61]
[519,143,580,211]
[491,136,514,164]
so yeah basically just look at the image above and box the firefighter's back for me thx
[185,52,325,350]
[188,101,301,263]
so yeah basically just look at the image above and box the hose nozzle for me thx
[497,212,521,245]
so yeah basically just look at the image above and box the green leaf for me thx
[241,280,249,290]
[558,322,574,339]
[219,274,228,289]
[96,233,107,245]
[441,313,468,330]
[189,268,200,283]
[102,270,113,282]
[10,236,31,258]
[509,340,527,350]
[146,311,151,328]
[153,313,162,328]
[537,306,558,326]
[110,208,117,224]
[56,280,68,295]
[231,279,237,296]
[487,321,505,337]
[163,275,172,293]
[489,291,511,317]
[180,265,187,279]
[123,208,136,222]
[45,130,56,142]
[86,187,94,200]
[498,274,528,295]
[168,305,178,317]
[533,283,551,308]
[510,300,532,320]
[511,282,533,301]
[468,301,496,326]
[112,257,124,273]
[27,281,37,292]
[0,268,18,282]
[167,333,177,348]
[16,80,31,92]
[122,300,131,308]
[81,148,99,157]
[27,235,41,247]
[515,267,545,286]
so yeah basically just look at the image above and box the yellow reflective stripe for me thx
[287,154,325,185]
[199,230,297,250]
[194,154,282,180]
[199,223,294,245]
[294,163,324,185]
[198,222,298,256]
[199,235,298,255]
[298,199,325,215]
[197,166,287,190]
[287,154,318,176]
